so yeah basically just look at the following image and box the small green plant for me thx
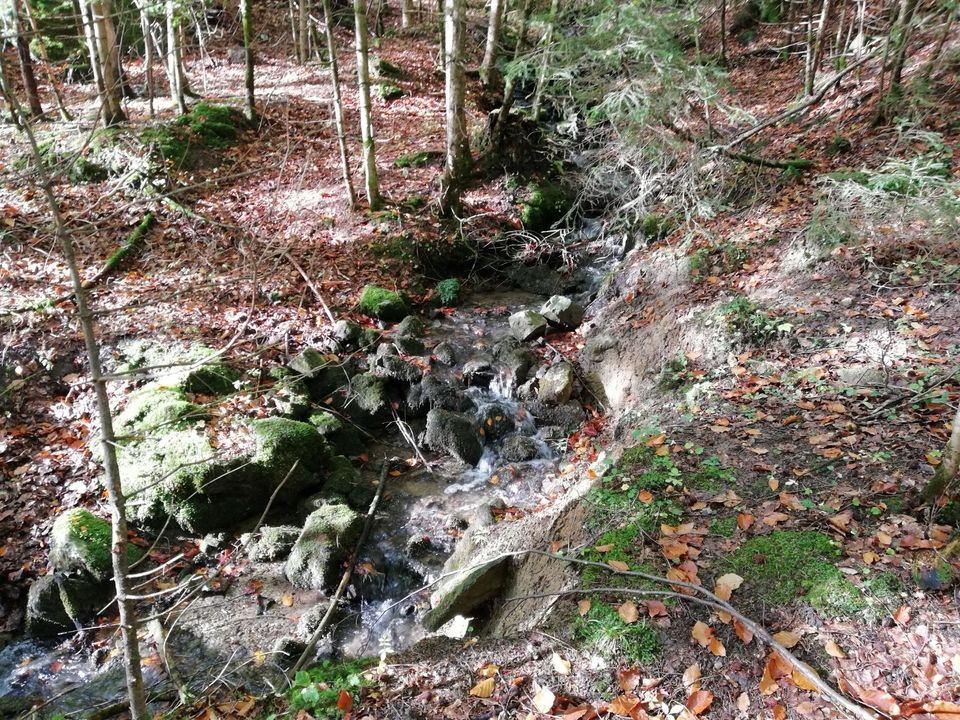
[376,83,404,101]
[141,103,247,169]
[723,295,791,345]
[435,278,461,306]
[289,659,376,717]
[572,601,660,665]
[709,516,737,537]
[638,214,675,242]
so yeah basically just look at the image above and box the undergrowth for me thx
[289,659,377,718]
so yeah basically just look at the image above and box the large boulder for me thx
[509,310,548,342]
[350,372,390,418]
[538,362,574,404]
[359,285,409,322]
[116,384,207,436]
[406,375,472,416]
[308,410,364,456]
[395,315,426,337]
[242,525,301,562]
[479,404,515,441]
[541,295,585,330]
[50,509,140,582]
[425,409,483,465]
[25,576,73,638]
[500,435,539,463]
[285,505,362,591]
[422,553,509,631]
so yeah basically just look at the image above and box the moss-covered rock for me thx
[359,285,409,322]
[25,575,73,638]
[500,435,539,462]
[308,410,364,456]
[243,525,301,562]
[350,372,390,418]
[422,557,509,631]
[425,409,483,465]
[116,384,206,435]
[183,363,240,395]
[141,102,248,169]
[538,362,574,404]
[49,509,140,581]
[509,310,548,342]
[395,315,426,337]
[285,504,362,591]
[520,181,573,231]
[251,417,330,494]
[323,455,375,508]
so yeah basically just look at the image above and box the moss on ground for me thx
[116,384,207,435]
[726,530,864,615]
[520,181,573,231]
[710,516,738,537]
[358,285,409,321]
[571,601,660,665]
[141,102,247,169]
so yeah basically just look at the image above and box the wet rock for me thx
[509,310,548,342]
[286,504,362,591]
[395,315,426,337]
[526,400,585,432]
[58,571,113,623]
[493,338,535,385]
[243,525,300,561]
[359,327,382,350]
[25,576,72,638]
[422,555,509,632]
[479,404,515,441]
[538,362,574,404]
[332,320,362,349]
[272,636,308,669]
[375,355,422,384]
[406,535,436,560]
[433,342,457,365]
[359,285,409,322]
[407,375,472,416]
[506,265,565,296]
[425,409,483,465]
[50,509,140,582]
[350,372,390,417]
[251,417,330,496]
[541,295,585,330]
[308,410,364,456]
[463,358,495,387]
[199,533,229,555]
[323,455,376,508]
[500,435,539,462]
[394,335,426,356]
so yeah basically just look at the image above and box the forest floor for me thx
[2,2,960,720]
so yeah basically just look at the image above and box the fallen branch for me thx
[721,150,814,170]
[857,365,959,423]
[280,249,336,326]
[289,461,388,676]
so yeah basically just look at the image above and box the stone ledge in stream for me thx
[285,504,362,591]
[425,409,483,465]
[421,557,510,632]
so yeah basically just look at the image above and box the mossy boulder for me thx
[243,525,301,562]
[500,435,539,462]
[183,363,239,395]
[49,509,140,582]
[433,342,457,365]
[285,504,363,591]
[308,410,364,456]
[509,310,548,342]
[350,372,390,418]
[322,455,376,508]
[425,409,483,465]
[541,295,585,330]
[359,285,409,322]
[25,575,73,638]
[289,349,354,401]
[332,320,363,349]
[520,181,573,231]
[394,335,426,356]
[251,417,331,495]
[407,376,472,416]
[538,362,574,404]
[395,315,426,337]
[116,384,206,435]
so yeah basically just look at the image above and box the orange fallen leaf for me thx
[337,690,352,712]
[791,663,820,693]
[708,637,726,657]
[691,621,713,647]
[892,605,912,625]
[714,573,744,601]
[618,601,639,624]
[773,630,801,648]
[608,694,640,716]
[608,559,630,572]
[280,594,294,607]
[469,677,495,697]
[824,640,846,658]
[829,511,853,533]
[737,513,755,530]
[645,599,668,617]
[686,690,714,715]
[773,703,787,720]
[594,543,615,552]
[733,618,753,644]
[578,599,591,616]
[682,662,701,691]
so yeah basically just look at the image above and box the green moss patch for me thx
[358,285,409,321]
[725,530,864,615]
[141,102,248,169]
[50,508,141,581]
[572,601,660,665]
[116,384,207,436]
[520,181,574,231]
[394,150,441,168]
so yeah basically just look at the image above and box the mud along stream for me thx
[0,266,605,716]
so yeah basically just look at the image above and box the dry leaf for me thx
[773,703,786,720]
[768,477,779,491]
[733,618,753,644]
[773,630,801,648]
[737,513,755,530]
[280,594,294,607]
[594,543,615,552]
[578,599,591,616]
[892,605,912,625]
[551,652,572,675]
[618,601,640,623]
[682,663,701,691]
[686,690,714,715]
[469,677,495,697]
[532,685,556,714]
[708,637,726,657]
[824,640,846,658]
[337,690,353,712]
[714,573,744,601]
[618,667,641,692]
[791,663,820,693]
[478,663,499,678]
[736,692,750,712]
[609,695,641,716]
[645,599,668,617]
[691,621,714,647]
[829,511,853,533]
[608,559,630,572]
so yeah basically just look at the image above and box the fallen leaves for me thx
[618,601,640,624]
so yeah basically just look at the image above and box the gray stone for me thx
[395,315,426,337]
[407,375,472,416]
[322,455,375,509]
[493,338,535,385]
[289,348,329,379]
[375,355,422,384]
[394,335,426,356]
[541,295,585,330]
[463,358,495,387]
[271,636,309,669]
[285,504,362,591]
[243,525,300,562]
[199,532,229,555]
[425,409,483,465]
[526,400,585,432]
[422,557,509,631]
[509,310,548,342]
[308,411,364,456]
[350,373,390,416]
[500,435,539,462]
[332,320,362,348]
[433,342,457,365]
[25,576,72,638]
[538,362,574,404]
[50,509,139,582]
[479,404,515,441]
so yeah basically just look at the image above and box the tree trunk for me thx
[299,0,310,63]
[923,401,960,504]
[402,0,415,28]
[480,0,506,87]
[439,0,469,215]
[242,0,256,119]
[0,51,149,720]
[888,0,919,89]
[805,0,834,95]
[719,0,727,65]
[21,0,72,120]
[530,0,560,122]
[353,0,381,208]
[920,10,955,82]
[167,0,187,114]
[134,0,155,117]
[288,0,299,59]
[12,0,44,117]
[90,0,127,125]
[323,0,357,207]
[487,0,532,152]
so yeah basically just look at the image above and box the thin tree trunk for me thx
[0,51,148,720]
[488,0,532,152]
[803,0,815,93]
[923,401,960,502]
[920,10,955,82]
[322,0,357,207]
[288,0,299,59]
[353,0,380,208]
[530,0,560,123]
[888,0,918,88]
[241,0,255,119]
[480,0,506,87]
[719,0,727,65]
[91,0,127,124]
[134,0,155,117]
[805,0,834,95]
[22,0,72,119]
[439,0,469,215]
[167,0,187,114]
[79,0,106,98]
[299,0,310,63]
[12,0,44,117]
